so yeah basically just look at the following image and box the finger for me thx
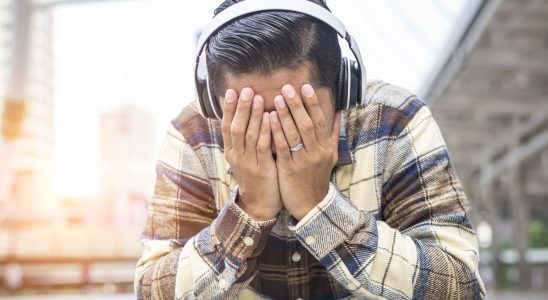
[231,87,254,154]
[270,111,292,163]
[221,89,237,151]
[281,84,317,150]
[245,95,264,158]
[256,112,273,165]
[274,94,302,149]
[301,84,330,146]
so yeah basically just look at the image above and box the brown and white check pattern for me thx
[135,80,486,299]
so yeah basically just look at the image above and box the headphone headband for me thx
[196,0,347,56]
[195,0,367,118]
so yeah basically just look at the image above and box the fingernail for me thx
[302,84,314,97]
[225,89,236,103]
[275,96,285,108]
[253,96,262,109]
[270,112,279,123]
[282,85,295,98]
[241,88,253,101]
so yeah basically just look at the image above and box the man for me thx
[135,0,485,299]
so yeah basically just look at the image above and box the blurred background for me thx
[0,0,546,299]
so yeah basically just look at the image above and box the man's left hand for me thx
[270,84,341,220]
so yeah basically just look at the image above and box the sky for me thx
[52,0,475,197]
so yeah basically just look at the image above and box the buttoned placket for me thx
[288,236,305,300]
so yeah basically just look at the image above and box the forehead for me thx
[224,64,312,99]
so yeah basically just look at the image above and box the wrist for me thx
[236,192,278,221]
[292,205,314,221]
[291,184,330,220]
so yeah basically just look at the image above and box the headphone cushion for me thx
[348,59,360,108]
[336,57,348,111]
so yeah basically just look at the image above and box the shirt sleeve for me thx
[134,124,277,299]
[289,104,486,299]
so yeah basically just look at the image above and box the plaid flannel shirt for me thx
[135,80,485,299]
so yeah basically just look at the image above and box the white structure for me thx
[0,0,56,220]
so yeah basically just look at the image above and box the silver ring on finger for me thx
[289,143,304,153]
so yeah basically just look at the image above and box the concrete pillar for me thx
[481,180,502,289]
[509,161,531,289]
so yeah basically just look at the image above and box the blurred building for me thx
[0,0,56,223]
[99,104,155,227]
[425,0,548,291]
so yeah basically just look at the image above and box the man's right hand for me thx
[221,88,282,221]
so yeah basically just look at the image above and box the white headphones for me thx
[194,0,367,119]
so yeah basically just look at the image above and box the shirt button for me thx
[347,282,357,290]
[291,252,301,262]
[218,278,228,289]
[243,237,254,246]
[305,235,316,245]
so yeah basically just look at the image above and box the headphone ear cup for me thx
[347,59,360,108]
[195,74,210,118]
[196,51,212,118]
[195,51,223,119]
[336,57,348,111]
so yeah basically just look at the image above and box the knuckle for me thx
[271,124,282,133]
[279,164,290,174]
[251,110,262,119]
[260,124,270,134]
[302,121,314,134]
[276,111,288,121]
[227,156,238,167]
[316,117,327,129]
[236,103,249,113]
[245,132,255,142]
[288,132,300,142]
[289,100,301,110]
[287,166,299,176]
[222,123,231,134]
[277,144,289,153]
[223,102,235,113]
[308,100,320,110]
[231,124,244,136]
[256,142,269,153]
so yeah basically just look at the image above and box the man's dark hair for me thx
[206,0,342,101]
